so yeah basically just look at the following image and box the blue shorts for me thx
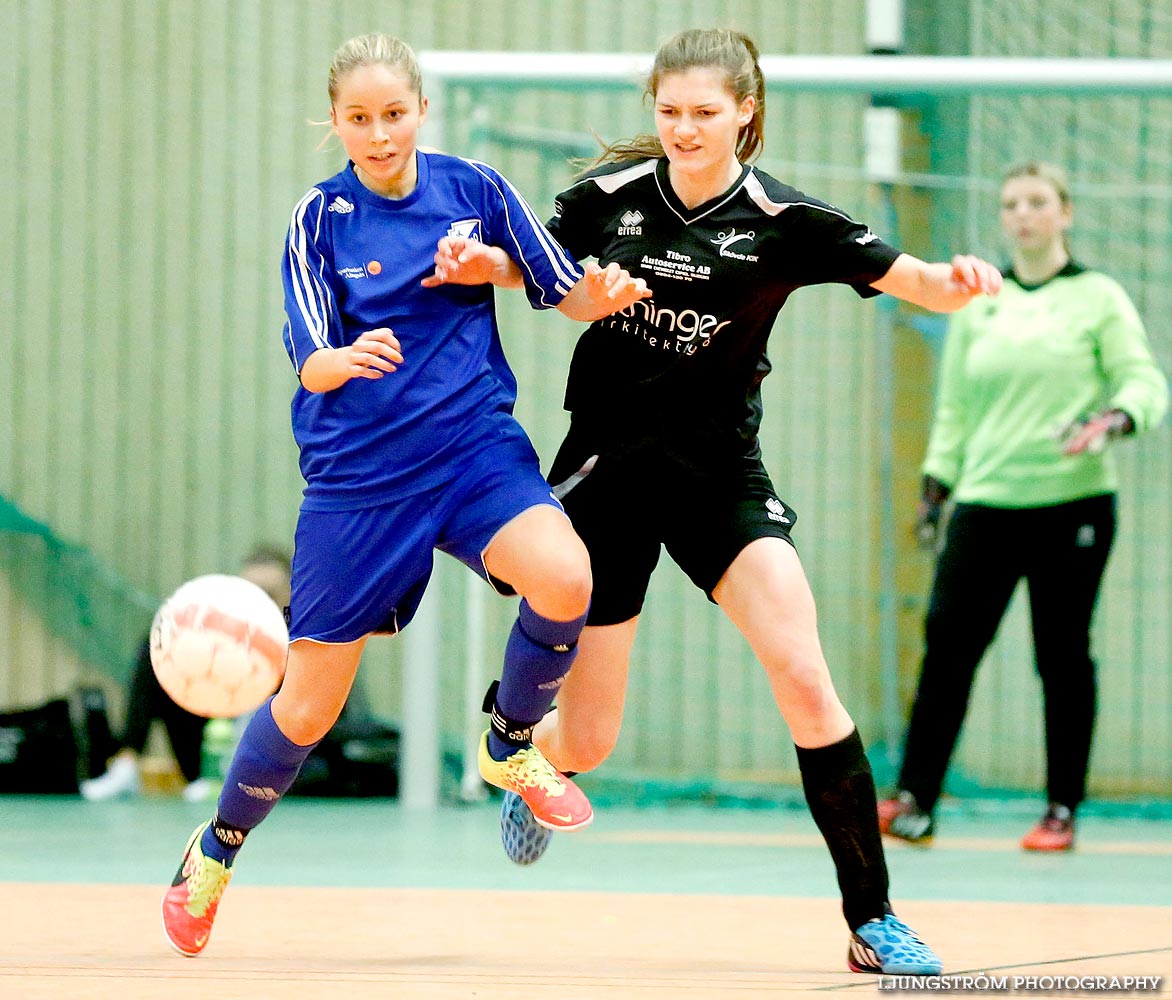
[288,430,563,643]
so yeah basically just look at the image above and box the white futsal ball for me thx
[150,573,289,718]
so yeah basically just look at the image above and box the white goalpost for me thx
[421,51,1172,92]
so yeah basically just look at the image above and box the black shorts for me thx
[548,445,798,627]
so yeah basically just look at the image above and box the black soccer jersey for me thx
[547,157,902,473]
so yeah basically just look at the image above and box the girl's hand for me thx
[421,237,521,288]
[948,254,1003,299]
[583,261,653,310]
[871,253,1000,312]
[300,328,403,393]
[556,261,652,322]
[344,328,403,379]
[1059,409,1133,455]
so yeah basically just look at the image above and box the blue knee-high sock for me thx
[200,697,319,865]
[487,599,587,761]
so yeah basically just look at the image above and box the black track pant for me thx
[897,494,1116,813]
[121,636,208,782]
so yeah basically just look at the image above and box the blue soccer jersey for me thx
[282,150,583,510]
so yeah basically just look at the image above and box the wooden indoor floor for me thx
[1,796,1168,998]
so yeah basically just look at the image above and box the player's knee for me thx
[561,722,619,773]
[793,683,844,721]
[766,656,840,716]
[529,552,592,621]
[558,566,593,620]
[271,696,340,746]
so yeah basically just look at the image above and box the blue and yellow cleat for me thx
[501,790,554,866]
[848,910,943,975]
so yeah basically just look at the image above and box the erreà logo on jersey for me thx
[618,209,643,236]
[765,498,791,524]
[447,218,483,242]
[710,228,758,261]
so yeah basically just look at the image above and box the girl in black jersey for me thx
[431,27,1001,976]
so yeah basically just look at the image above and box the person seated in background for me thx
[80,545,292,803]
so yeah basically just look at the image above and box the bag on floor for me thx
[0,697,81,794]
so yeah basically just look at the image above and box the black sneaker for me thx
[877,790,934,844]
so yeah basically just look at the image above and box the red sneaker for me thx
[161,821,233,956]
[878,791,934,843]
[877,795,905,833]
[478,730,593,832]
[1021,804,1075,852]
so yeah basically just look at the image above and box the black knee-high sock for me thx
[795,729,889,931]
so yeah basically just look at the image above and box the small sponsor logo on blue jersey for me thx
[328,196,354,214]
[448,218,483,242]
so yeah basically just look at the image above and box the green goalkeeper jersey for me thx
[923,262,1168,507]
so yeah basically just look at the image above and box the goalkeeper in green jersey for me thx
[880,161,1168,852]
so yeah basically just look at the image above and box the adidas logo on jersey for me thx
[328,196,354,214]
[618,209,643,235]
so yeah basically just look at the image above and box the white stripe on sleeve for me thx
[287,188,333,352]
[466,159,582,307]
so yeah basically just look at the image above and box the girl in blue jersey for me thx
[434,28,1000,976]
[161,32,649,958]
